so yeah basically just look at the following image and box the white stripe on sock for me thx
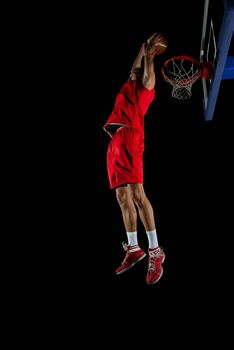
[127,231,138,246]
[146,230,158,249]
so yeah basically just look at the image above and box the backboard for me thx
[200,0,234,121]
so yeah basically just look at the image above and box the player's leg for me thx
[129,183,165,284]
[115,185,146,274]
[115,185,137,232]
[128,184,155,231]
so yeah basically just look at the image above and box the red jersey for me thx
[103,79,155,138]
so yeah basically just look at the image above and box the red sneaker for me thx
[146,247,165,284]
[116,242,146,275]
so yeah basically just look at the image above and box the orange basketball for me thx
[154,35,168,55]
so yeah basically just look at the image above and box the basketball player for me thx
[103,33,166,284]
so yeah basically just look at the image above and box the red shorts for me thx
[107,127,144,189]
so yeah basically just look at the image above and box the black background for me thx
[77,1,233,291]
[38,0,233,341]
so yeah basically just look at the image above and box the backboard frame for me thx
[200,0,234,121]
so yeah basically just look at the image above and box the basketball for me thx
[147,32,168,55]
[154,35,168,55]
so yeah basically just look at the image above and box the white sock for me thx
[146,230,159,249]
[126,231,138,247]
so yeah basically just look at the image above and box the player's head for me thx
[129,68,142,81]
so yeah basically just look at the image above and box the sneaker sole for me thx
[116,253,146,275]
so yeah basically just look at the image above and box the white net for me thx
[162,56,202,99]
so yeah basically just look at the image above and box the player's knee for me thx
[132,191,146,208]
[116,190,128,206]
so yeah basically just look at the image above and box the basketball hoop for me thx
[162,55,213,99]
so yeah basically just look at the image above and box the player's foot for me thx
[116,242,146,274]
[146,246,165,284]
